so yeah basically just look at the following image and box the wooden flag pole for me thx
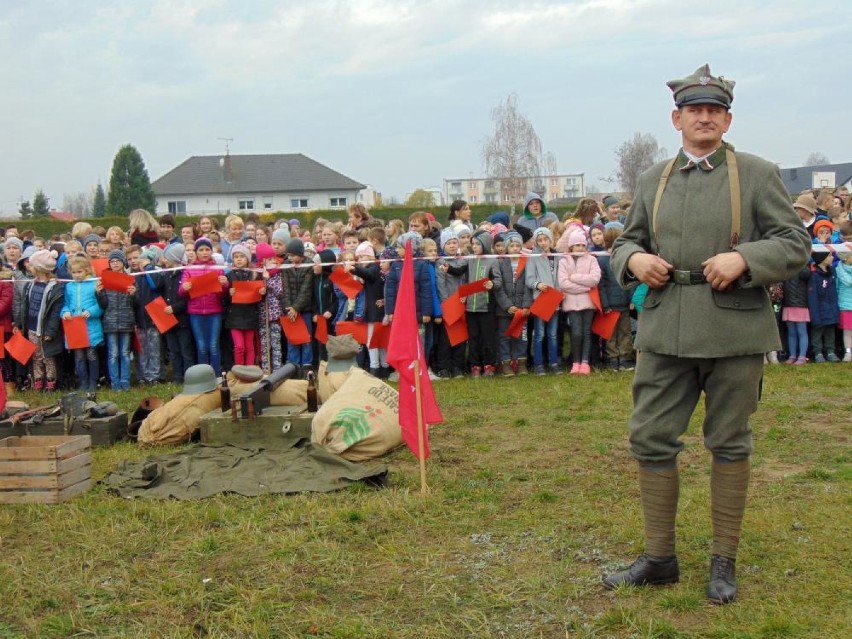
[412,359,428,495]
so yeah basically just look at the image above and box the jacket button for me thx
[734,301,740,307]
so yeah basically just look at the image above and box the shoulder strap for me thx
[652,158,677,254]
[726,147,741,248]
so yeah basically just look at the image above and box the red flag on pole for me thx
[386,241,443,460]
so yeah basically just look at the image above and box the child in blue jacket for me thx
[61,255,104,391]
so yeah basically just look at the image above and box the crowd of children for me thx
[1,190,849,393]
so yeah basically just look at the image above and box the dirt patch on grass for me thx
[754,461,808,483]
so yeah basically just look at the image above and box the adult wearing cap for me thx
[607,64,811,603]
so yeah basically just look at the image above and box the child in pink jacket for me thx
[557,228,601,375]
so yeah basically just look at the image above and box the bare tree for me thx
[541,151,558,178]
[803,152,830,166]
[62,192,91,217]
[482,94,543,207]
[615,133,666,197]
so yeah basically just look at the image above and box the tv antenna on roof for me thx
[218,137,234,155]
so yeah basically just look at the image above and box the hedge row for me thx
[7,203,579,240]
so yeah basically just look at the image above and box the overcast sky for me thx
[1,0,847,215]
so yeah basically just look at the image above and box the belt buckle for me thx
[690,270,706,285]
[672,270,690,285]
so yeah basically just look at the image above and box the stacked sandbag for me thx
[311,368,403,461]
[137,391,220,446]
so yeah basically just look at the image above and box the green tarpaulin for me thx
[103,438,388,500]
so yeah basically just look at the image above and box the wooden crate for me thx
[6,412,128,447]
[0,435,92,504]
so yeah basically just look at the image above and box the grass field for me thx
[1,365,849,638]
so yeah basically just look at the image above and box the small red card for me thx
[457,277,489,298]
[280,314,311,345]
[441,292,465,326]
[63,316,90,349]
[505,310,527,338]
[530,286,564,322]
[445,315,469,347]
[91,258,110,277]
[0,331,5,358]
[336,320,368,345]
[6,332,36,365]
[330,267,364,299]
[146,297,179,334]
[314,315,329,344]
[188,271,223,299]
[100,269,135,292]
[232,280,264,304]
[592,310,621,340]
[368,322,391,349]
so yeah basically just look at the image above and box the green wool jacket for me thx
[611,142,811,358]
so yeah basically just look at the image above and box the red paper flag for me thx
[100,269,135,292]
[336,320,368,345]
[445,315,469,346]
[530,286,564,322]
[386,241,443,460]
[280,314,311,345]
[0,331,5,358]
[232,280,264,304]
[188,271,223,299]
[515,255,527,280]
[145,297,179,334]
[592,310,620,340]
[440,292,465,326]
[6,332,36,365]
[62,316,90,349]
[457,277,489,298]
[368,322,391,350]
[329,267,364,299]
[504,310,527,338]
[91,258,110,276]
[314,314,329,344]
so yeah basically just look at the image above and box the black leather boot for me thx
[707,554,737,604]
[602,553,679,589]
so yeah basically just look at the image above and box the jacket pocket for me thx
[642,288,664,309]
[711,287,767,310]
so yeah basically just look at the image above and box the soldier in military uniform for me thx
[606,64,811,603]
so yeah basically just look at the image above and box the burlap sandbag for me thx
[311,368,403,461]
[317,359,349,404]
[137,391,220,447]
[224,372,308,406]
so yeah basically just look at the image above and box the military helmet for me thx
[182,364,219,395]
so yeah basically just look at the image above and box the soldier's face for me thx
[672,104,731,153]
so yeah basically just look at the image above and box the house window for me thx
[551,178,558,186]
[470,195,477,203]
[167,201,186,214]
[451,181,462,191]
[238,199,255,211]
[263,196,273,210]
[485,180,496,189]
[330,197,347,208]
[290,198,309,209]
[485,193,497,203]
[503,194,511,202]
[469,181,477,189]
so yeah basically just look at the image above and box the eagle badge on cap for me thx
[699,75,711,85]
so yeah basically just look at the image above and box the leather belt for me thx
[671,269,707,285]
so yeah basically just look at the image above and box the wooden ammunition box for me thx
[0,435,93,504]
[5,413,128,448]
[199,405,315,449]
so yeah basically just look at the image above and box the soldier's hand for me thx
[627,253,673,289]
[702,252,747,291]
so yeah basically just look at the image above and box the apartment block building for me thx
[442,173,585,205]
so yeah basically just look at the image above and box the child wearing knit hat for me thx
[226,244,264,366]
[525,226,561,375]
[21,250,64,390]
[557,228,601,375]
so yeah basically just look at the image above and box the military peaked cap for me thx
[667,63,735,109]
